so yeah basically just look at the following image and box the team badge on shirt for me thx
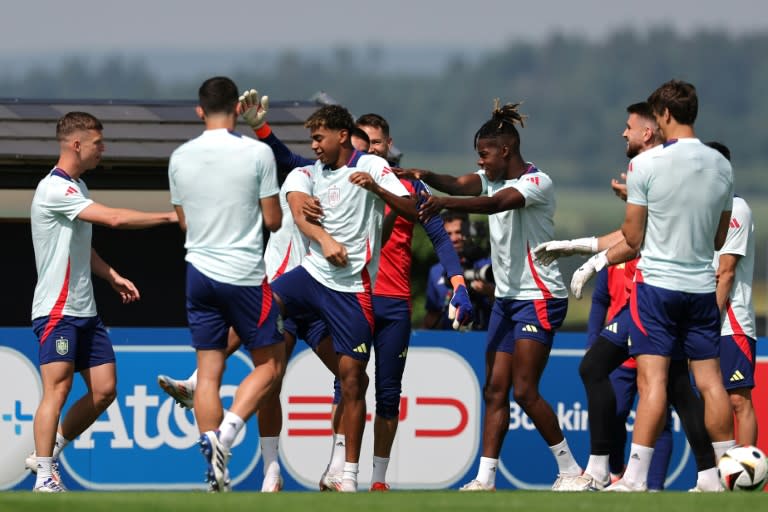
[55,336,69,355]
[328,186,341,207]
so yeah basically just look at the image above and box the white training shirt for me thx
[714,196,756,339]
[283,151,409,293]
[476,165,568,300]
[264,170,310,282]
[30,168,96,320]
[169,129,279,285]
[627,138,733,293]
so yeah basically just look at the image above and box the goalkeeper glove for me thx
[533,237,599,266]
[448,284,473,331]
[570,250,609,299]
[238,89,269,131]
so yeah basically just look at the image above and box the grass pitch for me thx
[1,490,766,512]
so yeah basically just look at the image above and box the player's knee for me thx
[512,385,539,409]
[483,381,508,406]
[341,369,369,400]
[729,391,752,413]
[93,387,117,411]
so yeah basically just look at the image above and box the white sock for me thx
[477,457,498,488]
[35,456,53,485]
[622,443,654,487]
[713,440,737,461]
[261,436,280,476]
[585,454,610,483]
[697,467,721,490]
[329,434,346,474]
[218,411,245,450]
[342,461,359,483]
[372,456,389,483]
[550,438,582,475]
[52,432,69,460]
[188,369,198,390]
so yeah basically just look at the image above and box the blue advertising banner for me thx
[1,327,766,491]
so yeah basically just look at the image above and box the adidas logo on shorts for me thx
[522,325,538,333]
[353,343,368,354]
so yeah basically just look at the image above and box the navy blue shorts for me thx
[629,281,719,360]
[272,266,374,360]
[720,334,756,390]
[486,298,568,354]
[601,306,631,349]
[32,315,115,372]
[186,264,282,351]
[282,315,330,350]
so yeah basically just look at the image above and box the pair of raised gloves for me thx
[533,237,608,299]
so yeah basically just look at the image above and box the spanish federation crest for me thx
[55,336,69,355]
[328,186,341,208]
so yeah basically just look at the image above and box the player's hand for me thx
[302,196,324,225]
[238,89,269,130]
[393,167,429,181]
[320,237,348,267]
[570,250,608,299]
[611,172,628,202]
[417,191,445,222]
[110,274,140,304]
[533,237,598,266]
[349,171,377,191]
[448,284,473,331]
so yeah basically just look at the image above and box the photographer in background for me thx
[424,211,494,330]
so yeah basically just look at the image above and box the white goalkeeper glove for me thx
[533,237,599,266]
[570,250,609,299]
[238,89,269,130]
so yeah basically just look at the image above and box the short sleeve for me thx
[258,149,280,198]
[626,157,649,207]
[283,167,314,195]
[511,173,552,206]
[720,200,751,257]
[42,179,93,221]
[475,170,489,195]
[168,152,181,205]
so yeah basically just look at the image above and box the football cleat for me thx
[340,478,358,492]
[157,375,194,409]
[370,481,390,491]
[603,478,647,492]
[459,479,495,491]
[261,474,283,493]
[33,477,66,493]
[319,467,343,491]
[551,473,606,491]
[199,431,231,493]
[26,452,66,489]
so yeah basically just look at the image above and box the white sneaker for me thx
[340,478,358,492]
[552,473,606,491]
[261,474,283,492]
[688,484,723,492]
[157,375,194,409]
[603,478,647,492]
[459,479,495,491]
[319,467,343,491]
[199,431,230,492]
[33,477,66,493]
[26,452,66,490]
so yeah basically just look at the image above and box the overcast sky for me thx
[2,0,766,53]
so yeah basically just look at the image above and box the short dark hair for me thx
[350,126,370,144]
[305,105,355,132]
[647,80,698,125]
[626,101,654,120]
[705,141,731,161]
[356,113,390,137]
[441,210,470,237]
[198,76,239,115]
[56,112,102,141]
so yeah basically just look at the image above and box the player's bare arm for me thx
[418,186,524,222]
[77,202,178,229]
[348,171,416,222]
[288,191,348,267]
[620,203,647,254]
[714,210,732,251]
[715,253,739,312]
[394,168,483,196]
[260,194,282,232]
[90,248,140,303]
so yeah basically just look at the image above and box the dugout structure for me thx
[0,98,320,327]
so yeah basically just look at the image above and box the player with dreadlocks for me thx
[396,101,582,491]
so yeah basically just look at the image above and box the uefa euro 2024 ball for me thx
[718,445,768,491]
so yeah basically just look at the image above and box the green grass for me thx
[1,490,766,512]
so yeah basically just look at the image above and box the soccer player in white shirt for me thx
[397,101,583,491]
[706,142,758,446]
[29,112,177,493]
[168,76,283,492]
[271,104,411,492]
[601,80,735,492]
